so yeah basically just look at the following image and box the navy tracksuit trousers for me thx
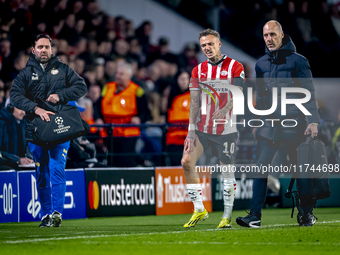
[251,137,316,217]
[29,141,70,217]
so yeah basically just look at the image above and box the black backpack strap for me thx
[287,177,295,195]
[290,191,298,218]
[285,171,298,218]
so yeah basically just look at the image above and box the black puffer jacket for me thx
[255,35,320,142]
[10,54,87,118]
[0,107,28,167]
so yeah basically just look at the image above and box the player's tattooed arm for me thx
[189,90,200,125]
[212,85,243,119]
[184,90,200,152]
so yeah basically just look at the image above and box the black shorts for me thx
[196,130,238,164]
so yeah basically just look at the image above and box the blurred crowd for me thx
[0,0,201,109]
[158,0,340,78]
[0,0,205,167]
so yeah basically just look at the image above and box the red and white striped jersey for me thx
[189,55,245,135]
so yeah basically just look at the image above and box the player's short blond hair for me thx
[199,29,220,40]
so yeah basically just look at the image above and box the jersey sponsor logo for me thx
[198,81,223,115]
[27,175,41,218]
[200,73,207,77]
[0,183,17,215]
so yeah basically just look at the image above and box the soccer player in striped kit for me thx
[181,29,245,228]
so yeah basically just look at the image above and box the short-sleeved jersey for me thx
[189,55,244,135]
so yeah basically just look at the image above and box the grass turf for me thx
[1,208,340,255]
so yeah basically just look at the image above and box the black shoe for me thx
[236,212,261,228]
[297,212,317,226]
[39,214,52,227]
[52,211,62,227]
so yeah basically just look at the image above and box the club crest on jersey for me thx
[51,69,59,75]
[32,73,38,80]
[220,70,228,76]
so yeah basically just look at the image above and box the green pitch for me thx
[1,208,340,255]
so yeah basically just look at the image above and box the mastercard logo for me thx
[88,181,99,210]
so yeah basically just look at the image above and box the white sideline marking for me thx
[142,241,340,246]
[3,220,340,244]
[260,220,340,228]
[82,241,340,246]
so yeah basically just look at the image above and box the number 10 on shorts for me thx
[223,142,235,155]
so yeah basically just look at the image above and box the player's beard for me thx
[36,55,51,64]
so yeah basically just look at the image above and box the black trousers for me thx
[251,137,316,216]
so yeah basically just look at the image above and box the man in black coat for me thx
[237,21,320,228]
[10,34,87,228]
[0,99,34,170]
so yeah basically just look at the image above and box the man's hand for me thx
[19,157,34,165]
[131,116,141,125]
[212,96,235,120]
[35,107,55,121]
[252,127,258,139]
[304,123,318,138]
[212,107,229,120]
[46,94,60,104]
[184,130,198,153]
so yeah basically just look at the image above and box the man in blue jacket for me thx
[10,34,87,227]
[236,21,320,227]
[0,99,34,170]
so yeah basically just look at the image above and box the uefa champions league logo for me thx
[55,117,63,125]
[55,117,64,129]
[53,116,70,134]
